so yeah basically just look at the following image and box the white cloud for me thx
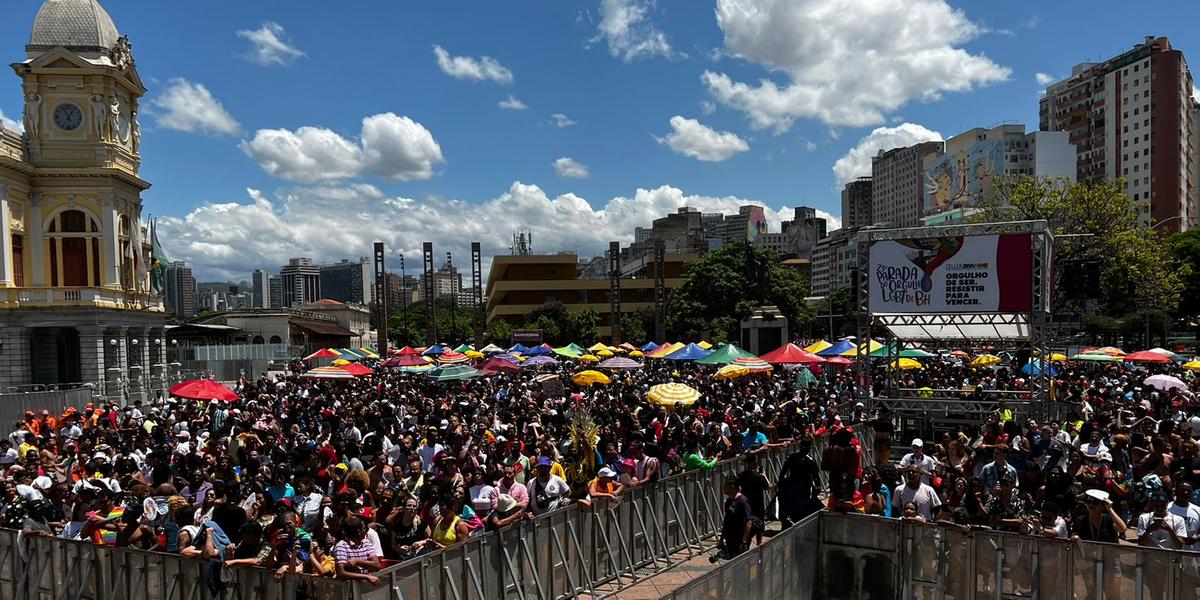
[553,157,590,178]
[831,123,942,187]
[158,182,822,281]
[700,100,717,115]
[550,113,578,128]
[239,113,444,183]
[1035,72,1058,86]
[0,108,22,134]
[1193,85,1199,103]
[433,45,514,84]
[804,140,817,151]
[815,209,842,232]
[657,116,750,162]
[236,22,305,66]
[498,95,528,110]
[148,78,241,136]
[592,0,675,62]
[705,0,1010,130]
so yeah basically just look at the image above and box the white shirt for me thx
[417,443,443,473]
[899,453,938,485]
[893,482,942,521]
[1168,502,1200,552]
[528,475,569,514]
[0,447,17,465]
[1137,512,1189,549]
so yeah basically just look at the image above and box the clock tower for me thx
[0,0,165,401]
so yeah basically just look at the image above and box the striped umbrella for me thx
[301,366,356,380]
[732,357,773,372]
[438,351,471,365]
[647,383,702,407]
[400,364,435,373]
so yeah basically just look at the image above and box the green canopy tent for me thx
[452,344,474,353]
[567,343,588,354]
[695,343,757,366]
[793,367,819,388]
[553,346,582,359]
[869,343,936,359]
[427,365,483,382]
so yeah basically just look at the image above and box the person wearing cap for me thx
[588,467,624,503]
[898,438,938,487]
[528,456,569,515]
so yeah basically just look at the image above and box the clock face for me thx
[53,102,83,132]
[117,113,131,143]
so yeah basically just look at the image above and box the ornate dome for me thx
[28,0,119,53]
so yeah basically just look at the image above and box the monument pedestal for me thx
[740,305,788,355]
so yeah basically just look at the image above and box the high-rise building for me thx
[923,124,1075,222]
[872,141,944,228]
[841,177,873,229]
[280,258,320,307]
[251,269,271,308]
[755,206,827,259]
[268,277,283,309]
[382,272,417,315]
[712,205,769,245]
[165,261,195,319]
[318,258,372,305]
[1040,36,1199,231]
[418,261,462,300]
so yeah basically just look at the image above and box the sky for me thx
[0,0,1196,282]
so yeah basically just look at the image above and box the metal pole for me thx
[447,251,456,344]
[372,242,387,355]
[400,254,408,345]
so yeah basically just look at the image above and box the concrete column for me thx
[0,326,31,389]
[105,326,127,402]
[78,325,106,392]
[0,184,11,286]
[100,193,119,287]
[27,192,43,286]
[148,328,166,392]
[127,327,147,402]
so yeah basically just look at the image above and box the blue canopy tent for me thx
[508,344,531,354]
[816,340,855,357]
[640,342,660,352]
[663,343,712,361]
[1021,361,1059,377]
[422,345,446,356]
[523,345,553,356]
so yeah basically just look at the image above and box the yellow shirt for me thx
[432,515,461,547]
[550,462,566,480]
[18,442,37,457]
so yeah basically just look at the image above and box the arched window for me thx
[269,335,282,344]
[47,209,101,287]
[252,335,265,344]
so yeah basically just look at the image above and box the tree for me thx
[485,319,513,344]
[620,307,655,344]
[564,309,601,344]
[665,242,813,341]
[971,176,1184,319]
[1168,228,1200,318]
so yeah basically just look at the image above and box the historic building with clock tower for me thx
[0,0,166,400]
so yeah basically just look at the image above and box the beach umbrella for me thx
[1097,346,1126,356]
[427,365,482,382]
[400,364,435,373]
[169,379,239,402]
[523,345,553,356]
[597,349,615,357]
[1124,351,1172,364]
[588,343,609,352]
[695,343,756,366]
[332,359,351,366]
[397,346,422,355]
[647,383,702,407]
[619,342,638,352]
[950,350,971,358]
[732,356,773,372]
[566,343,588,354]
[817,340,855,357]
[1021,361,1058,377]
[598,357,643,370]
[760,343,824,365]
[580,354,599,363]
[452,344,474,353]
[824,356,853,367]
[899,348,937,358]
[340,363,373,376]
[804,340,833,354]
[533,373,560,384]
[304,348,339,360]
[1043,353,1069,362]
[970,354,1002,367]
[1148,348,1184,362]
[423,345,446,356]
[714,364,750,380]
[639,342,659,352]
[1143,374,1186,391]
[301,366,356,380]
[382,354,432,367]
[663,343,711,361]
[629,350,644,358]
[1183,361,1200,372]
[465,350,484,360]
[479,343,504,354]
[572,370,611,386]
[522,355,559,367]
[890,358,922,370]
[553,346,582,359]
[479,358,521,373]
[1070,352,1121,363]
[793,367,818,388]
[438,351,470,365]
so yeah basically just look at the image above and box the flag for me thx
[150,218,168,294]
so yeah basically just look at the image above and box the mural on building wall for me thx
[745,206,767,242]
[924,139,1003,215]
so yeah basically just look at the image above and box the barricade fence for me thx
[668,511,1200,600]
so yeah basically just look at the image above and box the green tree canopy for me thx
[665,242,812,341]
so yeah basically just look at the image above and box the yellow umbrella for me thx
[890,358,922,370]
[572,370,611,386]
[697,341,713,350]
[1046,353,1068,362]
[714,364,750,380]
[647,383,702,407]
[588,343,609,352]
[629,350,644,358]
[465,350,484,360]
[970,354,1001,367]
[804,340,833,354]
[1184,361,1200,372]
[597,349,614,357]
[580,354,599,363]
[332,359,351,366]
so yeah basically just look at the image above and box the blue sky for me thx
[0,0,1195,280]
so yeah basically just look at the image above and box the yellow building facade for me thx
[0,0,165,398]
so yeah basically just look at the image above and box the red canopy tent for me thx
[340,363,373,376]
[824,356,853,367]
[381,354,430,367]
[759,343,825,365]
[479,358,521,373]
[1124,351,1172,364]
[304,348,339,360]
[169,379,239,402]
[397,346,422,355]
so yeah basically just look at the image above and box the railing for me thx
[668,511,1200,600]
[191,343,294,361]
[0,286,164,310]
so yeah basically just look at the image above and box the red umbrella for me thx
[824,356,853,367]
[759,343,825,364]
[304,348,339,360]
[340,363,373,376]
[381,354,430,367]
[397,346,422,355]
[1124,351,1172,364]
[480,358,521,373]
[169,379,239,402]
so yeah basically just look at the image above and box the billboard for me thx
[869,234,1032,314]
[924,138,1003,215]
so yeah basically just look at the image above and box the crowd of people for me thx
[1,342,1198,590]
